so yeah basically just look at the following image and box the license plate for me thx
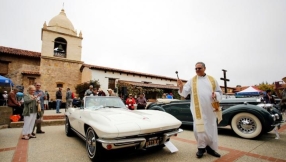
[145,138,160,148]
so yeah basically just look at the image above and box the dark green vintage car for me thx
[146,98,284,139]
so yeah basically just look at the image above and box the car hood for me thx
[90,108,181,137]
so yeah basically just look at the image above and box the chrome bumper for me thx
[97,128,183,150]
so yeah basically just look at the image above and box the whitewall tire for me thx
[231,113,262,139]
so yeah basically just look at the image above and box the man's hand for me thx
[177,79,184,93]
[212,92,216,99]
[177,79,183,87]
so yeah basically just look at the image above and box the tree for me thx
[257,82,274,94]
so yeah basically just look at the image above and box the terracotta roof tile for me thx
[21,71,41,75]
[0,46,41,58]
[118,80,179,89]
[83,64,187,82]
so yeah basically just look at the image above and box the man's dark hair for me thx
[266,90,271,93]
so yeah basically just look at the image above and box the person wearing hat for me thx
[107,89,116,96]
[125,94,136,110]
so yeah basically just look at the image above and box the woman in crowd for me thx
[22,85,39,140]
[125,94,136,110]
[136,93,147,110]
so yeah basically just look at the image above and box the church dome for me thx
[48,9,74,30]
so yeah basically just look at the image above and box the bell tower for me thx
[41,9,83,61]
[39,9,83,101]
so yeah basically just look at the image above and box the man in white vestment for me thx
[177,62,222,158]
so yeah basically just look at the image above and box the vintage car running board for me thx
[71,127,86,141]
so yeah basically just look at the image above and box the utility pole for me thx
[220,69,229,94]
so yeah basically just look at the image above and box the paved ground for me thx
[1,114,286,162]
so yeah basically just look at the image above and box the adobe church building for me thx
[0,9,183,102]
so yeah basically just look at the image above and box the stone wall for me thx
[0,55,40,86]
[0,106,13,126]
[39,57,82,102]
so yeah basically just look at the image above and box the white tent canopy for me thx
[236,86,264,96]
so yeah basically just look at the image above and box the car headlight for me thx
[275,114,279,120]
[271,114,280,121]
[271,115,276,121]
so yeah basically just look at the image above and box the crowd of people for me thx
[4,83,47,140]
[83,86,148,110]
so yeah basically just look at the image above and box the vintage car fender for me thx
[148,105,166,111]
[82,113,121,138]
[219,104,274,132]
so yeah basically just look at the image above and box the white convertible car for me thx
[65,96,183,161]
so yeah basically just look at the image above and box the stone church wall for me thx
[0,55,40,87]
[39,57,82,102]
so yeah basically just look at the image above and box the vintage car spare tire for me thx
[65,116,73,137]
[86,127,103,161]
[231,113,262,139]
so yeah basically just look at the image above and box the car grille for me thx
[114,128,178,140]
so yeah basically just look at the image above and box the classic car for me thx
[65,96,183,161]
[146,98,284,139]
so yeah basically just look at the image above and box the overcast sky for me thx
[1,0,285,87]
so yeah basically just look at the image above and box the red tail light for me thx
[107,144,112,150]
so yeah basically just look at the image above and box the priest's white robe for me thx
[179,75,222,151]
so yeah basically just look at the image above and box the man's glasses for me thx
[36,85,41,86]
[195,68,202,71]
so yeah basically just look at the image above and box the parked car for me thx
[65,96,183,161]
[146,98,284,139]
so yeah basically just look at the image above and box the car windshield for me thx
[84,96,126,110]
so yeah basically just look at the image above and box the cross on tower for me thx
[220,69,229,94]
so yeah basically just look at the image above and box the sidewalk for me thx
[0,124,286,162]
[1,113,286,162]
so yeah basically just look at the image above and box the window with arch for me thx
[54,37,67,58]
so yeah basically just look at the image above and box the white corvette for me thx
[65,96,183,161]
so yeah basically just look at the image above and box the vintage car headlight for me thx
[271,114,280,121]
[271,115,276,121]
[275,114,279,120]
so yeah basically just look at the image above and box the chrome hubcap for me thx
[236,117,257,134]
[87,130,96,155]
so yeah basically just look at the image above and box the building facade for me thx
[0,9,184,101]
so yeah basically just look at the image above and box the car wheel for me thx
[65,116,73,137]
[231,113,262,139]
[86,127,103,161]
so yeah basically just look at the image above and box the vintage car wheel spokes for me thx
[86,127,97,158]
[231,113,262,139]
[236,117,257,134]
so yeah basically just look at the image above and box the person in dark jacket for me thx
[56,87,62,113]
[8,88,22,119]
[264,90,275,104]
